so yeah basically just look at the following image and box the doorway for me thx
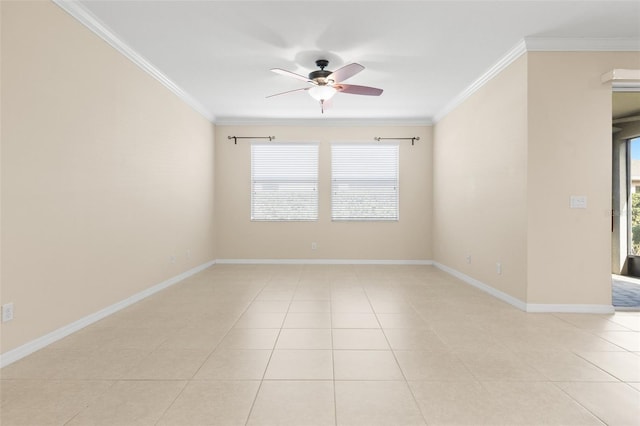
[612,92,640,309]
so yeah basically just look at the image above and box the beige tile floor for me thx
[1,264,640,425]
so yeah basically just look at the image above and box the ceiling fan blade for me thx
[271,68,312,84]
[328,63,364,83]
[266,87,310,98]
[335,84,383,96]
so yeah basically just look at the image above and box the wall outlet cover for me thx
[2,303,14,322]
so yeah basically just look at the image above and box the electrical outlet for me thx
[496,262,502,275]
[311,242,317,250]
[170,255,176,264]
[2,303,14,322]
[466,255,472,264]
[186,249,191,259]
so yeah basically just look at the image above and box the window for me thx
[251,143,318,221]
[331,143,399,221]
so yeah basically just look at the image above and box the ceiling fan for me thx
[267,59,383,113]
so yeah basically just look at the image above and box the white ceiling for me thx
[63,1,640,124]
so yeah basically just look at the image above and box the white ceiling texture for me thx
[57,1,640,124]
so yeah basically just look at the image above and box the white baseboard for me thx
[216,258,433,265]
[433,262,528,311]
[0,260,216,368]
[433,262,614,314]
[526,304,615,314]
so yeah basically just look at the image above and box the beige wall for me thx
[433,55,529,301]
[434,51,640,307]
[215,125,432,261]
[526,52,640,305]
[1,1,216,353]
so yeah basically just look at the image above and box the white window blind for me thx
[331,143,399,221]
[251,143,318,221]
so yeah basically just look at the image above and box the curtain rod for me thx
[228,136,275,145]
[374,136,420,146]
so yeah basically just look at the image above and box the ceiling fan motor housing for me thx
[309,59,333,84]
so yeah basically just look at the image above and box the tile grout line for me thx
[152,380,189,426]
[571,351,633,383]
[360,271,431,426]
[153,269,269,426]
[189,277,266,381]
[244,266,300,426]
[61,379,120,426]
[329,271,338,426]
[551,381,612,426]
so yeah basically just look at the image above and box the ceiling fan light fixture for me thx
[308,85,337,102]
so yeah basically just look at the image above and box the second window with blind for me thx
[331,143,399,221]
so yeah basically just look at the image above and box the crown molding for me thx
[525,37,640,52]
[214,117,433,127]
[603,69,640,91]
[52,0,216,123]
[434,40,528,123]
[434,37,640,123]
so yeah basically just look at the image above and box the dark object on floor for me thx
[627,256,640,278]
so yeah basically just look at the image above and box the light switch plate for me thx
[570,195,587,209]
